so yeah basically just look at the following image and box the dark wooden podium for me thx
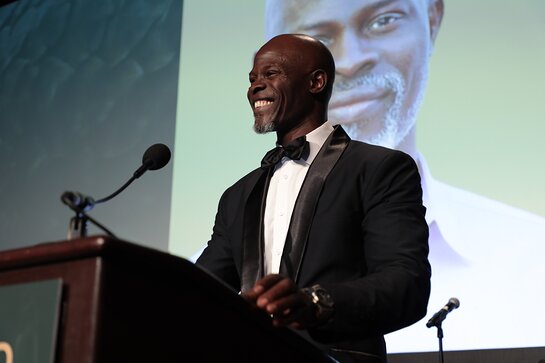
[0,236,332,363]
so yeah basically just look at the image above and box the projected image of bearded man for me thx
[265,0,435,156]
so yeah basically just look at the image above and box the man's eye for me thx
[266,70,278,78]
[368,13,402,32]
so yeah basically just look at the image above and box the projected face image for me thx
[266,0,438,149]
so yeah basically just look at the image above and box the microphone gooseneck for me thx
[61,143,172,239]
[95,143,172,204]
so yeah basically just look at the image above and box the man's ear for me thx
[309,69,327,94]
[428,0,444,44]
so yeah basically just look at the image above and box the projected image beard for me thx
[334,69,428,150]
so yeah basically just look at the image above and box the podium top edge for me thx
[0,235,188,272]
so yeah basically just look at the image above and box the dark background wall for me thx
[0,0,182,251]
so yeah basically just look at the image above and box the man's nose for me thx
[334,32,378,78]
[249,79,266,95]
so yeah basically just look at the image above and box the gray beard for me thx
[336,70,427,150]
[253,120,276,134]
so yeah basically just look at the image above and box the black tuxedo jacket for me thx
[197,126,430,362]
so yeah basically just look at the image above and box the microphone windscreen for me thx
[142,143,171,170]
[61,191,78,206]
[449,297,460,309]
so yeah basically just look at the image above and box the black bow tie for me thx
[261,136,310,169]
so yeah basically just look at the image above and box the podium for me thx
[0,236,332,363]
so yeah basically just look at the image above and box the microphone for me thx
[426,297,460,328]
[61,143,171,238]
[62,143,171,211]
[61,191,95,212]
[133,143,171,178]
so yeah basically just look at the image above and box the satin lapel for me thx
[279,126,350,282]
[240,167,273,292]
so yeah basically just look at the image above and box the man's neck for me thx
[277,119,326,146]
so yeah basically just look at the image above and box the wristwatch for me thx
[301,284,335,324]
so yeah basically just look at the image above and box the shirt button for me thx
[283,174,288,180]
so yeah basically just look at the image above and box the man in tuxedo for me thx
[196,34,430,362]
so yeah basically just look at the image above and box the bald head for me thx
[248,34,336,143]
[257,34,335,103]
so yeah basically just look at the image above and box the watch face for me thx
[308,286,335,323]
[314,287,335,308]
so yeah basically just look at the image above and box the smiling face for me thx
[248,48,308,134]
[247,35,330,139]
[265,0,443,150]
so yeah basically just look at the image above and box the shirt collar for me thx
[274,121,334,166]
[301,121,334,165]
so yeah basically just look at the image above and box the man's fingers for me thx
[241,274,317,329]
[256,277,297,308]
[254,274,286,290]
[271,303,314,329]
[264,292,306,315]
[240,283,264,302]
[241,274,290,305]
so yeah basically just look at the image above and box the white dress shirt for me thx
[263,121,334,275]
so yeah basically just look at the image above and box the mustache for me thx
[333,72,404,94]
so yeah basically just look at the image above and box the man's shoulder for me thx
[347,139,410,157]
[220,167,263,198]
[343,139,417,169]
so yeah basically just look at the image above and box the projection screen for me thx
[170,0,545,354]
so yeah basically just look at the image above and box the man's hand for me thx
[241,274,318,329]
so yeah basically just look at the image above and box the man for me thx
[197,34,431,362]
[263,0,545,352]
